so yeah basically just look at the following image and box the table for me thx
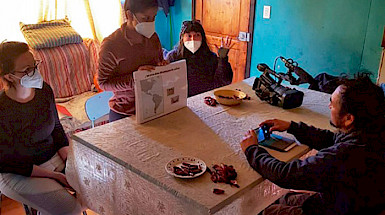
[66,77,333,215]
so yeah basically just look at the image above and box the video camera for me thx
[252,57,313,109]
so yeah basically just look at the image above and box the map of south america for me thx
[140,77,164,119]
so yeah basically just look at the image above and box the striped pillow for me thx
[20,19,82,49]
[32,42,93,98]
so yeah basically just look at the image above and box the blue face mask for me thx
[20,69,43,89]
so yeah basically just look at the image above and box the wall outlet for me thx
[263,5,271,19]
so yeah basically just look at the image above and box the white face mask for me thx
[184,40,202,54]
[20,69,43,89]
[134,14,155,38]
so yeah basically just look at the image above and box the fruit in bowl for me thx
[214,89,246,106]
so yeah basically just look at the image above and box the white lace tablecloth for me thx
[66,77,333,215]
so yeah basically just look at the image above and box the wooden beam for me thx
[245,0,256,78]
[381,26,385,48]
[192,0,195,19]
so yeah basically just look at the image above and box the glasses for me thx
[13,60,41,77]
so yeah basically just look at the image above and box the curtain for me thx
[0,0,122,43]
[68,0,123,42]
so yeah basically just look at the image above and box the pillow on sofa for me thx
[32,42,93,98]
[20,18,82,49]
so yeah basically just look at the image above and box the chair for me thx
[85,91,114,128]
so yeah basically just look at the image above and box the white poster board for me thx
[133,60,187,124]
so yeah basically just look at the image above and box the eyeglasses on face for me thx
[13,60,41,77]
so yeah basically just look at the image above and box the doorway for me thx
[193,0,256,82]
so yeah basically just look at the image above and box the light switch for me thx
[263,5,271,19]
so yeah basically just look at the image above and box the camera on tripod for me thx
[252,57,313,109]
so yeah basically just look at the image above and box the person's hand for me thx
[58,146,69,162]
[52,172,71,188]
[215,36,236,58]
[259,119,291,132]
[216,36,235,50]
[138,65,156,71]
[240,130,259,152]
[157,59,169,66]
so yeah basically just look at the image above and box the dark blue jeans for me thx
[260,192,313,215]
[109,109,129,122]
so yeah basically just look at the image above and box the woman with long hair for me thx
[165,20,233,97]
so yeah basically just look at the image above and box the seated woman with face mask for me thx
[0,41,83,215]
[165,20,234,97]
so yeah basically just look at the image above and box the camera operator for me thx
[240,74,385,214]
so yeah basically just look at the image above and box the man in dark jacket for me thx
[240,75,385,215]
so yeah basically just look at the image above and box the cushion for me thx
[20,18,82,49]
[32,42,92,98]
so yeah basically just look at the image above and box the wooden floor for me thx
[1,195,98,215]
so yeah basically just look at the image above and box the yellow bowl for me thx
[214,89,246,106]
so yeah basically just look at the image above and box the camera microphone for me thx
[280,56,294,70]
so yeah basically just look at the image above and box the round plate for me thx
[165,157,207,179]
